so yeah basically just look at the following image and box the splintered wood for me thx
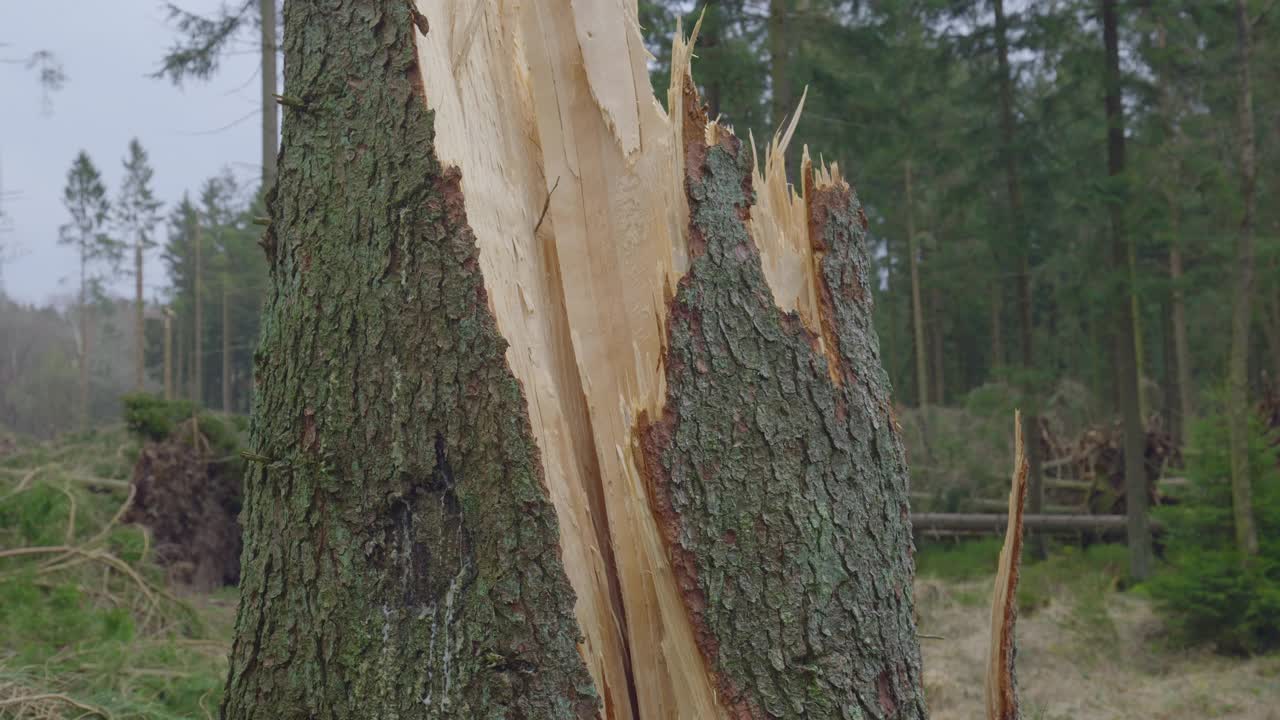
[411,2,844,717]
[986,412,1028,720]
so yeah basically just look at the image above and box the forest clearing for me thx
[3,0,1278,717]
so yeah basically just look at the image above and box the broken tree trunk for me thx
[222,2,927,718]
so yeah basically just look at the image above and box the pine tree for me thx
[1102,0,1154,581]
[1227,0,1259,558]
[114,139,164,391]
[59,151,118,429]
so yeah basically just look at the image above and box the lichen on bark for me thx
[639,117,928,719]
[220,1,596,717]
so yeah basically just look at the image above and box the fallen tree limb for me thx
[913,512,1164,534]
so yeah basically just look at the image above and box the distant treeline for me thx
[1,164,267,438]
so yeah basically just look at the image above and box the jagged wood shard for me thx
[986,413,1028,720]
[224,1,927,718]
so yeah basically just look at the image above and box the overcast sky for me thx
[1,1,270,305]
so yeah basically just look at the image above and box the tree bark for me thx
[639,111,927,720]
[222,2,928,718]
[1227,0,1259,558]
[260,0,278,189]
[220,5,597,716]
[1102,0,1153,581]
[905,160,928,407]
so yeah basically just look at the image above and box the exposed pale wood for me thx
[410,3,860,715]
[411,5,724,716]
[412,2,639,713]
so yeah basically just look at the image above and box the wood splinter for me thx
[986,410,1029,720]
[272,93,307,110]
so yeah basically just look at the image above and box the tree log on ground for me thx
[221,1,929,718]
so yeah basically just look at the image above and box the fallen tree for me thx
[126,418,243,590]
[221,2,964,718]
[912,512,1163,535]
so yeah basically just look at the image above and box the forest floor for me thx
[916,540,1280,719]
[2,428,1278,718]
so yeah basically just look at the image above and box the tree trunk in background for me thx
[193,219,203,406]
[991,284,1004,369]
[769,0,792,128]
[1129,241,1147,420]
[222,1,928,717]
[1154,17,1195,443]
[164,309,173,401]
[993,0,1043,549]
[930,284,945,404]
[1103,0,1153,581]
[905,160,928,406]
[1169,232,1194,441]
[702,0,722,119]
[135,235,145,390]
[260,0,278,189]
[1227,0,1259,558]
[1264,292,1280,386]
[1161,301,1177,439]
[176,323,186,401]
[222,280,232,413]
[78,247,88,430]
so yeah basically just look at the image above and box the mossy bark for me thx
[220,1,596,717]
[639,121,927,719]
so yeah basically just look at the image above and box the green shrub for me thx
[122,393,243,454]
[914,537,1006,581]
[917,537,1129,618]
[0,484,69,547]
[122,393,197,441]
[1017,543,1128,619]
[1149,412,1280,654]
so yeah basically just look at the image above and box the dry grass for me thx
[918,576,1280,719]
